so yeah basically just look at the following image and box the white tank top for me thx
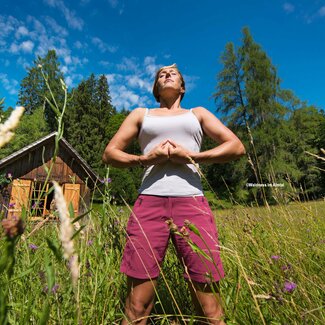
[138,108,204,196]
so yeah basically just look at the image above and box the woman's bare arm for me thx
[102,108,170,167]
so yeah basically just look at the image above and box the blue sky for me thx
[1,0,325,115]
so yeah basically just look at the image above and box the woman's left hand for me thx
[167,140,193,164]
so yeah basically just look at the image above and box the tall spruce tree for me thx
[64,74,115,174]
[18,49,65,131]
[213,27,322,204]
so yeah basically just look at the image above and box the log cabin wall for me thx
[0,133,97,219]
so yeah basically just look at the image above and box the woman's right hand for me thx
[140,140,171,166]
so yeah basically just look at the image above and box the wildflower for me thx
[8,202,15,208]
[184,219,200,236]
[1,216,24,239]
[165,218,178,233]
[281,264,292,271]
[29,243,38,251]
[51,283,59,294]
[271,255,280,260]
[7,172,12,179]
[38,271,46,283]
[283,281,297,293]
[87,239,93,246]
[180,226,190,239]
[100,177,112,184]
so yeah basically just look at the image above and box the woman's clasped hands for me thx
[141,139,192,166]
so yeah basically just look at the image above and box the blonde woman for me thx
[103,64,245,324]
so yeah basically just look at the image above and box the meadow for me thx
[0,75,324,324]
[0,194,324,324]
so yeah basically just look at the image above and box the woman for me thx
[102,64,245,324]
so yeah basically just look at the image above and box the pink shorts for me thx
[120,195,225,283]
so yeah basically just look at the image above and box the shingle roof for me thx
[0,132,99,185]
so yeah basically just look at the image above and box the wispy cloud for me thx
[44,16,68,37]
[303,4,325,24]
[91,37,118,53]
[0,13,88,90]
[15,26,29,39]
[0,73,19,95]
[107,0,124,15]
[318,6,325,17]
[283,3,295,14]
[9,40,34,54]
[43,0,84,30]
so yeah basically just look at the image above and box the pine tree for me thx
[18,50,65,131]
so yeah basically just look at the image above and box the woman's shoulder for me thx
[190,107,210,122]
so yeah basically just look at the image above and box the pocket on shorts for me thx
[126,196,144,234]
[202,197,218,236]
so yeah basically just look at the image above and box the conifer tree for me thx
[213,27,322,204]
[18,50,65,131]
[64,74,115,174]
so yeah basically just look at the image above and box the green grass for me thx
[1,199,324,324]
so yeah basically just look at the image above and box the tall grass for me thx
[0,199,324,324]
[0,75,324,324]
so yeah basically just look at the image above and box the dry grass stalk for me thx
[53,181,79,287]
[0,106,25,148]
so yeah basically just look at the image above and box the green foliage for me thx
[18,50,65,131]
[213,27,324,204]
[64,74,116,175]
[109,167,139,204]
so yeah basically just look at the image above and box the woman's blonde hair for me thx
[152,64,186,102]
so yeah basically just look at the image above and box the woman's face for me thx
[156,68,185,99]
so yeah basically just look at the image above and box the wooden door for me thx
[63,183,80,217]
[8,179,32,218]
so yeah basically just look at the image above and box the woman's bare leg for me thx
[189,281,226,325]
[121,277,157,324]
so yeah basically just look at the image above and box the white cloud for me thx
[183,75,199,92]
[65,75,73,87]
[0,15,20,39]
[99,60,112,67]
[283,3,295,13]
[15,26,29,39]
[74,40,82,49]
[91,37,118,53]
[110,85,140,110]
[105,73,116,83]
[43,0,84,30]
[126,75,152,92]
[108,0,118,8]
[144,56,160,77]
[44,16,68,37]
[20,40,34,53]
[107,0,124,15]
[318,6,325,17]
[117,57,139,72]
[0,73,19,95]
[8,41,34,54]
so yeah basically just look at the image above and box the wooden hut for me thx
[0,132,99,220]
